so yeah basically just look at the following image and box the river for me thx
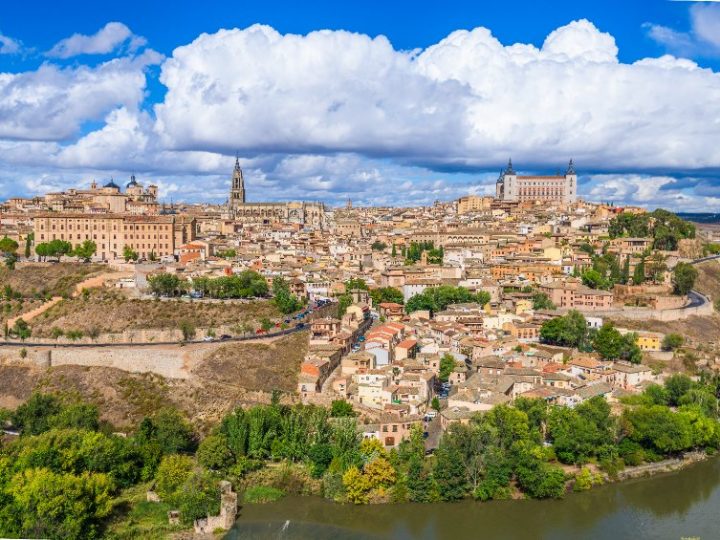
[226,457,720,540]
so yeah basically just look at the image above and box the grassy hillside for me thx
[30,289,280,337]
[0,263,104,298]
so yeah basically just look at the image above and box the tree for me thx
[371,241,387,251]
[662,333,684,351]
[633,257,646,285]
[369,287,404,306]
[539,310,588,348]
[272,276,301,314]
[138,408,196,454]
[11,393,62,435]
[175,471,220,525]
[122,245,139,262]
[405,285,489,315]
[154,454,194,500]
[24,233,33,259]
[148,273,186,297]
[433,442,468,501]
[664,374,694,407]
[3,468,114,540]
[260,318,273,332]
[406,454,434,502]
[391,244,397,258]
[581,269,611,290]
[0,236,18,257]
[621,255,630,284]
[343,466,371,504]
[622,405,694,454]
[72,240,97,263]
[592,323,642,364]
[330,400,356,417]
[672,262,698,296]
[439,353,457,382]
[532,292,555,310]
[197,434,234,470]
[10,318,31,342]
[431,397,441,411]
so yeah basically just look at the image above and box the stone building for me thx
[496,159,577,203]
[227,159,326,229]
[33,213,196,260]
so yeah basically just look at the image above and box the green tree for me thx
[175,471,220,525]
[592,323,642,364]
[532,292,555,310]
[122,245,139,262]
[433,442,468,501]
[3,468,114,540]
[24,233,33,258]
[539,310,588,348]
[633,257,646,285]
[197,434,234,471]
[10,318,32,341]
[11,393,62,435]
[272,276,301,314]
[138,408,196,455]
[330,400,356,417]
[371,241,387,251]
[72,240,97,263]
[154,454,194,500]
[148,273,186,297]
[672,262,698,295]
[369,287,404,305]
[439,353,457,382]
[662,333,684,351]
[0,236,19,256]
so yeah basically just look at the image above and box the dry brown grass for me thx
[192,331,308,394]
[695,259,720,301]
[0,331,308,430]
[30,289,281,337]
[0,263,105,298]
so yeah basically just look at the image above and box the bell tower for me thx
[229,154,245,213]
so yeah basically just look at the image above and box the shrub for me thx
[243,485,285,504]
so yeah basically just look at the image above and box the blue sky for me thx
[1,0,720,209]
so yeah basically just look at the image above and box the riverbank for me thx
[228,455,720,540]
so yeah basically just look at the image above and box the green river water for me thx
[226,457,720,540]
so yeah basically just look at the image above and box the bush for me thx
[243,485,285,504]
[154,454,194,501]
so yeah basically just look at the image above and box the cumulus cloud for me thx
[0,32,21,55]
[2,19,720,210]
[48,22,147,58]
[0,53,162,141]
[646,4,720,57]
[155,21,720,172]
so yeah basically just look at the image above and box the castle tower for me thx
[229,155,245,213]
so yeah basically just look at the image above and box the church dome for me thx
[126,174,139,188]
[103,179,120,190]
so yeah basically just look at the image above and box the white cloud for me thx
[646,4,720,57]
[0,53,161,141]
[0,32,21,55]
[48,22,146,58]
[154,21,720,172]
[2,19,720,210]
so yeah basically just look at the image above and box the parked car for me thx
[219,334,231,341]
[202,336,214,342]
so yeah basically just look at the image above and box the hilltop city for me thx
[1,157,720,534]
